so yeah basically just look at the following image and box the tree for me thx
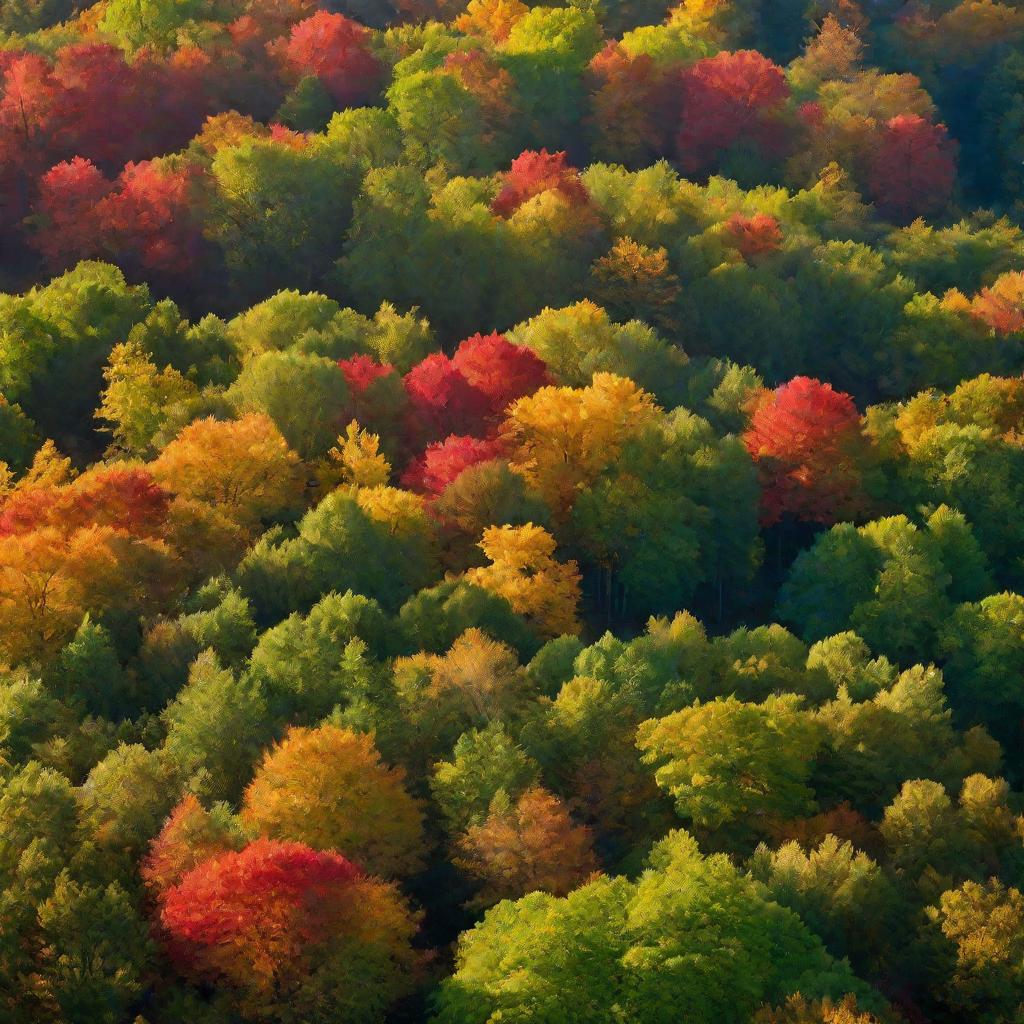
[970,270,1024,335]
[748,836,901,971]
[675,49,791,177]
[236,488,439,619]
[433,829,867,1024]
[454,786,599,907]
[208,137,358,299]
[35,871,153,1024]
[930,879,1024,1023]
[430,721,541,834]
[331,420,392,487]
[451,332,549,416]
[97,340,197,456]
[241,724,425,878]
[49,614,131,720]
[98,0,219,53]
[879,779,966,883]
[0,463,180,665]
[491,149,590,218]
[522,672,672,846]
[468,524,581,638]
[160,838,418,1021]
[940,592,1024,726]
[247,589,397,718]
[397,579,540,660]
[455,0,529,43]
[78,743,178,877]
[744,376,868,526]
[587,237,681,331]
[33,157,207,284]
[403,352,491,446]
[152,414,304,532]
[388,68,499,173]
[141,794,246,897]
[276,11,384,107]
[637,695,824,830]
[401,435,506,496]
[226,350,351,459]
[867,114,956,223]
[394,629,535,757]
[502,372,659,515]
[432,459,552,557]
[778,508,992,663]
[586,43,671,168]
[724,212,783,258]
[161,651,272,804]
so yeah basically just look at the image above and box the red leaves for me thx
[0,40,216,180]
[675,50,790,176]
[403,352,491,444]
[867,113,956,223]
[400,337,547,458]
[492,149,589,217]
[724,212,783,259]
[33,157,205,278]
[339,354,397,393]
[277,11,383,106]
[142,795,240,897]
[0,466,170,539]
[401,434,506,495]
[161,838,362,979]
[32,157,112,266]
[744,376,865,526]
[452,332,549,413]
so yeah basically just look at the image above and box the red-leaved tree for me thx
[33,157,207,280]
[866,113,956,223]
[0,465,170,539]
[491,149,590,217]
[675,50,790,176]
[275,11,384,106]
[160,838,417,1010]
[403,353,491,446]
[451,332,549,415]
[400,434,506,496]
[744,376,867,526]
[161,839,360,982]
[723,212,783,259]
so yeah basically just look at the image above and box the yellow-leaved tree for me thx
[330,420,391,487]
[502,372,659,515]
[467,523,581,637]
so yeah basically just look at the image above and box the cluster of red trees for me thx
[0,4,965,296]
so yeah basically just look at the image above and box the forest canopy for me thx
[1,1,1024,1023]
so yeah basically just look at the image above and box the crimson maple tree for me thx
[451,332,549,416]
[491,149,590,217]
[400,434,506,496]
[744,376,867,526]
[275,11,384,107]
[867,114,956,223]
[675,50,790,176]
